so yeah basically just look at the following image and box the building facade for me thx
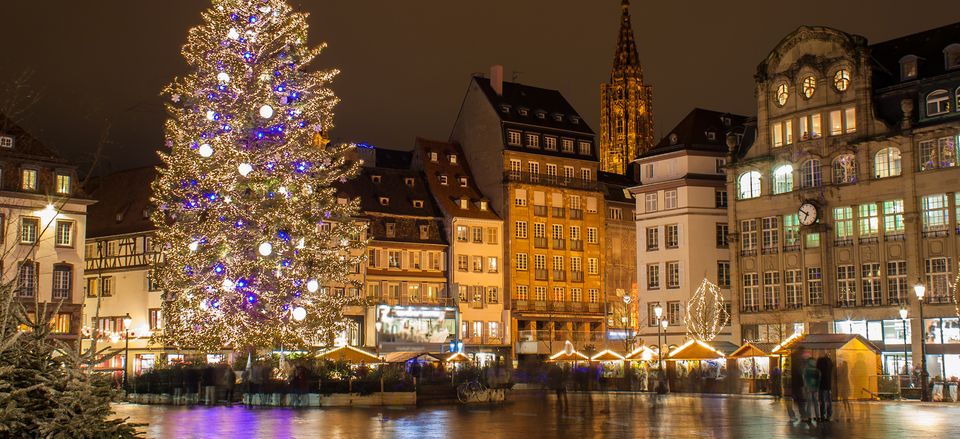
[599,0,655,175]
[1,115,90,345]
[632,109,743,347]
[599,171,638,349]
[413,138,509,362]
[728,24,960,379]
[451,70,607,357]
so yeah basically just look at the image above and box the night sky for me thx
[1,0,958,176]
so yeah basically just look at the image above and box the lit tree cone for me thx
[152,0,365,351]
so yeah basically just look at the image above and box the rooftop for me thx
[84,166,156,238]
[473,76,594,135]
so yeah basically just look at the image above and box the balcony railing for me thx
[534,237,548,248]
[762,247,779,255]
[513,300,604,315]
[740,249,757,257]
[834,238,854,247]
[375,296,455,307]
[859,236,879,245]
[504,171,601,191]
[763,303,779,311]
[517,329,606,343]
[552,270,566,281]
[885,233,906,242]
[570,240,584,252]
[927,294,956,304]
[923,229,950,238]
[837,299,856,308]
[888,296,906,305]
[785,302,802,310]
[463,335,506,346]
[570,209,583,220]
[535,269,549,281]
[571,271,584,283]
[552,207,565,218]
[862,297,882,307]
[782,244,801,253]
[533,205,547,217]
[742,304,760,313]
[552,239,566,250]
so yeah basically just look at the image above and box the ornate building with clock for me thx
[599,0,655,176]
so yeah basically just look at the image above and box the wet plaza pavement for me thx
[113,392,960,438]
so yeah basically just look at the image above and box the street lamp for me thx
[914,283,929,402]
[122,313,132,390]
[374,321,382,358]
[622,295,632,349]
[659,319,669,394]
[899,305,910,381]
[652,303,666,394]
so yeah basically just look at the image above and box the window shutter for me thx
[586,197,597,212]
[516,188,526,200]
[677,224,683,246]
[534,191,545,205]
[552,193,563,207]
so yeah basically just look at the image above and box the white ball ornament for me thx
[258,242,273,256]
[227,28,240,40]
[222,278,235,290]
[259,105,274,119]
[188,240,199,252]
[292,307,307,321]
[198,143,213,158]
[306,279,319,293]
[238,163,254,177]
[206,110,216,121]
[217,72,230,83]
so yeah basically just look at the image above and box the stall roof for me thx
[729,342,778,359]
[548,350,590,362]
[590,349,625,361]
[317,345,381,363]
[445,352,471,363]
[668,340,726,361]
[794,334,881,353]
[770,332,805,354]
[711,341,742,356]
[383,351,441,363]
[625,345,660,361]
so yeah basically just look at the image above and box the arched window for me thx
[772,165,794,194]
[833,154,858,184]
[874,147,902,178]
[800,159,822,188]
[926,89,950,116]
[738,171,762,199]
[833,69,850,91]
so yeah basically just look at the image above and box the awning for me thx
[590,349,625,361]
[624,345,660,362]
[317,345,381,363]
[445,352,471,363]
[667,340,726,361]
[729,342,776,359]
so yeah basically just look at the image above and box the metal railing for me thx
[552,207,565,218]
[570,240,584,251]
[534,269,549,281]
[513,300,603,314]
[534,237,548,248]
[570,209,583,220]
[517,329,606,343]
[571,271,584,283]
[552,239,566,250]
[504,171,601,191]
[533,205,547,216]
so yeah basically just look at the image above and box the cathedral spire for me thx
[613,0,641,73]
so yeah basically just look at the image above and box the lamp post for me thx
[660,319,669,394]
[374,321,382,359]
[898,306,910,382]
[653,303,666,394]
[914,284,929,402]
[122,313,132,390]
[623,295,632,350]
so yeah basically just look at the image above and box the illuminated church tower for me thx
[600,0,654,175]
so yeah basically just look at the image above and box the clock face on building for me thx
[798,202,819,226]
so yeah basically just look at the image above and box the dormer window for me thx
[720,117,732,126]
[479,200,488,211]
[413,200,424,208]
[525,133,540,148]
[622,189,632,199]
[449,154,457,165]
[569,115,580,124]
[142,207,152,219]
[945,44,960,70]
[518,108,529,116]
[459,198,469,209]
[535,111,546,119]
[379,197,389,206]
[385,222,396,238]
[419,225,429,240]
[507,130,522,146]
[115,212,124,223]
[439,175,448,185]
[459,177,468,187]
[0,135,13,148]
[21,169,37,191]
[705,131,717,141]
[429,152,438,162]
[371,175,382,183]
[499,104,511,113]
[56,174,71,195]
[404,177,415,187]
[900,55,918,81]
[553,114,564,122]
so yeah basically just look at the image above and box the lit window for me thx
[561,139,574,153]
[775,83,789,106]
[20,217,39,244]
[0,135,13,148]
[800,159,821,188]
[21,169,37,191]
[737,171,761,199]
[900,55,917,80]
[801,75,816,99]
[772,165,793,194]
[833,69,850,91]
[921,193,949,232]
[544,136,557,151]
[883,200,905,234]
[832,154,857,184]
[874,147,902,178]
[918,135,958,170]
[507,131,521,146]
[578,141,591,155]
[798,113,822,140]
[858,203,879,238]
[526,133,540,148]
[834,207,854,239]
[926,90,951,116]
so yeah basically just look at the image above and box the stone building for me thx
[598,171,638,347]
[413,138,509,362]
[632,108,745,347]
[451,69,607,357]
[727,23,960,379]
[599,0,655,175]
[0,114,90,345]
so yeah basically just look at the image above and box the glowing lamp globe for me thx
[306,279,319,293]
[258,242,273,256]
[259,104,274,119]
[197,143,213,158]
[292,306,307,321]
[238,163,254,177]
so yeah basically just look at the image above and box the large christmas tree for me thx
[153,0,364,351]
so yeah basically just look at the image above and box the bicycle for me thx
[457,380,489,403]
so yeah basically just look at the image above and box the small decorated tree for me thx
[152,0,364,352]
[684,278,730,341]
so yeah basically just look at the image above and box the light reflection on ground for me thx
[112,392,960,438]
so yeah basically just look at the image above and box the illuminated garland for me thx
[151,0,365,352]
[684,278,729,341]
[953,263,960,318]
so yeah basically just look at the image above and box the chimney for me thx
[490,65,503,96]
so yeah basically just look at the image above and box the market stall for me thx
[625,346,660,391]
[443,352,472,371]
[590,349,626,378]
[772,333,881,400]
[729,342,776,394]
[666,340,728,393]
[317,345,382,365]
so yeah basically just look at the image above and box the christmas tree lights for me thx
[684,278,730,341]
[152,0,365,351]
